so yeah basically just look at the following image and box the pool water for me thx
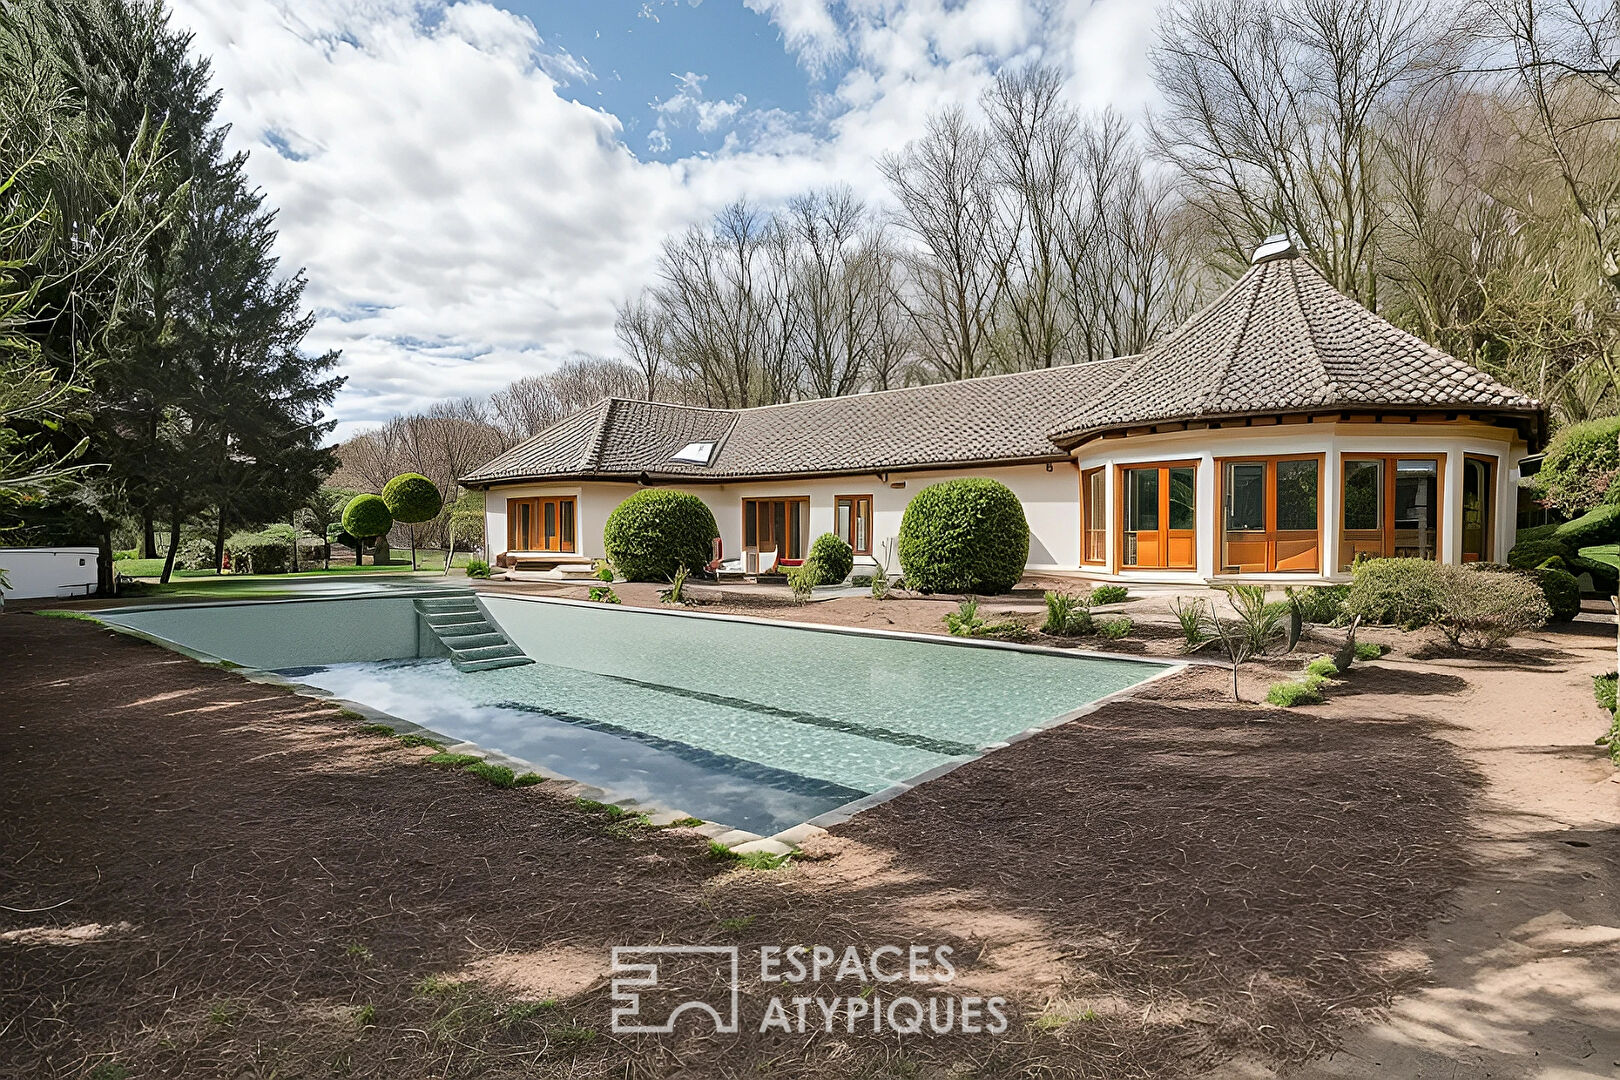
[100,595,1167,835]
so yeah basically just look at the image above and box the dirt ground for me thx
[2,586,1617,1079]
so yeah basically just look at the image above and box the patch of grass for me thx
[353,1003,377,1028]
[34,609,100,622]
[395,733,442,749]
[336,708,368,723]
[207,1001,238,1028]
[717,914,757,932]
[707,843,793,870]
[1354,641,1389,661]
[500,999,558,1026]
[343,942,372,960]
[575,798,630,818]
[86,1064,129,1080]
[463,762,517,788]
[513,772,546,786]
[357,723,396,737]
[1096,616,1132,640]
[424,752,481,769]
[666,816,703,828]
[413,974,459,997]
[1267,680,1324,707]
[1033,1007,1099,1032]
[1090,584,1129,605]
[547,1026,598,1050]
[1170,597,1210,652]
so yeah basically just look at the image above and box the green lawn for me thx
[116,551,475,580]
[1579,543,1620,570]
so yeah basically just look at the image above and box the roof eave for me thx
[1048,403,1547,450]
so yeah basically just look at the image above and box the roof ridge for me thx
[579,398,616,472]
[1193,263,1266,417]
[1284,259,1343,402]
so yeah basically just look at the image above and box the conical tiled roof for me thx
[1046,248,1540,444]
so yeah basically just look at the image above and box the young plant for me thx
[1266,680,1324,707]
[1042,590,1093,636]
[587,585,621,604]
[944,598,984,637]
[787,559,822,604]
[1219,584,1286,657]
[1090,584,1129,606]
[661,564,690,605]
[1170,597,1211,652]
[1097,616,1132,640]
[593,560,615,583]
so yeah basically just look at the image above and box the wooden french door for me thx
[742,498,809,561]
[507,496,576,552]
[1338,456,1441,571]
[1119,463,1197,570]
[1218,455,1322,573]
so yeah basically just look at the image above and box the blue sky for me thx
[166,0,1160,439]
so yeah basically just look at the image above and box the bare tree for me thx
[787,186,886,397]
[615,291,670,401]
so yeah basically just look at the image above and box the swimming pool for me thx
[99,594,1173,836]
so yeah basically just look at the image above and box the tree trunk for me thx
[290,515,299,574]
[215,506,227,575]
[410,524,418,571]
[98,527,115,596]
[142,511,158,559]
[159,508,182,585]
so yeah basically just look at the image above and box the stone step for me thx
[444,632,507,650]
[456,654,535,672]
[451,643,527,662]
[432,618,495,637]
[417,597,479,614]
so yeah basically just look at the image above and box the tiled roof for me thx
[1046,248,1540,443]
[460,361,1130,483]
[462,248,1543,486]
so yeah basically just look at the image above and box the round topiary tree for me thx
[898,477,1029,594]
[602,489,718,582]
[382,473,444,571]
[342,494,393,567]
[808,532,854,585]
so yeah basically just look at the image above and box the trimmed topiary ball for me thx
[602,488,719,582]
[808,532,854,585]
[342,494,393,540]
[1532,562,1581,622]
[898,477,1029,594]
[382,473,444,524]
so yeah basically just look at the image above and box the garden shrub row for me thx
[1344,558,1552,646]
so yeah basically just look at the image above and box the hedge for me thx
[1507,537,1573,570]
[1533,563,1581,622]
[1553,504,1620,549]
[225,530,290,575]
[808,532,854,585]
[1343,558,1446,627]
[1535,415,1620,515]
[382,473,443,524]
[602,488,718,582]
[898,478,1029,594]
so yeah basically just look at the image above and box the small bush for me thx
[587,585,620,604]
[396,733,442,749]
[175,537,216,571]
[1170,597,1210,651]
[944,598,1032,640]
[1042,591,1093,636]
[593,560,615,582]
[224,530,291,575]
[1594,672,1617,714]
[1344,558,1446,627]
[465,558,491,579]
[1304,656,1339,680]
[1267,680,1324,707]
[808,533,854,584]
[898,478,1029,594]
[1097,616,1132,640]
[602,489,718,582]
[1289,584,1349,625]
[870,573,890,600]
[787,559,822,604]
[1553,504,1620,549]
[514,772,546,786]
[357,723,396,737]
[1090,584,1129,606]
[1532,562,1581,622]
[1354,641,1388,661]
[1433,566,1551,648]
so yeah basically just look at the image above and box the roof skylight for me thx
[669,440,718,465]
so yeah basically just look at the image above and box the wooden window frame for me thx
[834,494,873,556]
[1214,453,1325,574]
[1116,460,1199,571]
[1079,466,1106,565]
[1462,453,1497,563]
[1338,454,1445,571]
[741,497,812,563]
[506,495,577,553]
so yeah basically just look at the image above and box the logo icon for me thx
[611,945,740,1034]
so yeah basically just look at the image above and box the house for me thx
[460,239,1543,585]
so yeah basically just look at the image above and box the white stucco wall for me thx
[480,418,1527,584]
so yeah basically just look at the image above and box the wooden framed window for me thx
[1462,454,1497,563]
[1339,455,1442,571]
[1217,455,1323,573]
[1118,462,1197,570]
[507,496,576,553]
[834,495,873,555]
[742,498,811,562]
[1080,467,1106,564]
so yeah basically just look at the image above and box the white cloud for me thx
[167,0,1158,441]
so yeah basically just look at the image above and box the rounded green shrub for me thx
[382,473,443,524]
[1533,562,1580,622]
[602,488,718,582]
[342,494,393,540]
[1507,537,1573,569]
[898,478,1029,594]
[1553,504,1620,549]
[1343,557,1445,627]
[808,532,854,584]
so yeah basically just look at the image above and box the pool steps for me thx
[413,595,534,672]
